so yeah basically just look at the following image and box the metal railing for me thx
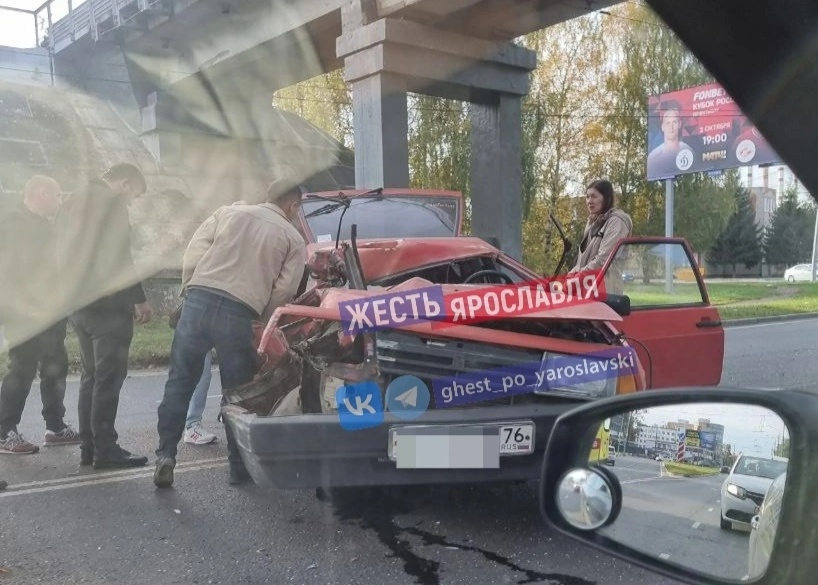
[1,0,172,57]
[0,1,57,83]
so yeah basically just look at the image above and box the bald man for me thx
[0,175,80,455]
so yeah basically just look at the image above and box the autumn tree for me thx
[272,70,353,148]
[587,4,712,239]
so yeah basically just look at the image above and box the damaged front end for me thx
[223,234,380,417]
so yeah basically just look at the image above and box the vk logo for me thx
[336,381,384,431]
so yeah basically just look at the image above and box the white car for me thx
[720,454,789,531]
[783,264,817,282]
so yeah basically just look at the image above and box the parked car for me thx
[221,190,725,490]
[783,264,817,282]
[605,445,616,466]
[720,454,789,530]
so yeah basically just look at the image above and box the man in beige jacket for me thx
[153,180,306,488]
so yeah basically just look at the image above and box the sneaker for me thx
[43,425,82,446]
[183,423,217,445]
[0,430,39,454]
[153,457,176,488]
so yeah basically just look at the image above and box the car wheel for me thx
[720,516,731,530]
[788,275,795,282]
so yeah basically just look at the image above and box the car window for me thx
[735,456,789,479]
[605,241,707,308]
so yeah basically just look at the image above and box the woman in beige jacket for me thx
[569,180,633,283]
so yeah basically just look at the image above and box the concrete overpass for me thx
[33,0,620,259]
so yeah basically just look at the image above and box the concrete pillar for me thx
[350,72,409,189]
[337,16,535,243]
[470,94,523,261]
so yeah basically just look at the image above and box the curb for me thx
[722,312,818,327]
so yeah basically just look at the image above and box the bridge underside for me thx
[47,0,621,259]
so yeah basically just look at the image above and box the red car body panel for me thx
[598,236,725,388]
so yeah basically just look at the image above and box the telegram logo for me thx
[385,375,430,420]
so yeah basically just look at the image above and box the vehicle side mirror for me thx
[603,293,631,316]
[539,388,815,585]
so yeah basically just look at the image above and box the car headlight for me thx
[533,351,624,400]
[727,483,747,499]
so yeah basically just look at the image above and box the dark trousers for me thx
[156,288,259,468]
[0,319,69,435]
[70,308,134,455]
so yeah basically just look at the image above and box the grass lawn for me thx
[625,281,818,318]
[2,282,818,377]
[664,462,720,477]
[1,316,175,379]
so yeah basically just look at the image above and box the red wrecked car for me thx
[221,190,724,489]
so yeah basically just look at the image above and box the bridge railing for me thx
[2,0,163,55]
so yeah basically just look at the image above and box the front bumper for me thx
[222,401,578,489]
[721,492,761,526]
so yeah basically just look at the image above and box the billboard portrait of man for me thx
[647,99,694,179]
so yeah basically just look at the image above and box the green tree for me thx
[674,172,737,254]
[764,185,815,267]
[708,185,763,275]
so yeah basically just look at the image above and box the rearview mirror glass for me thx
[565,403,790,582]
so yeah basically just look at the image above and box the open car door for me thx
[599,237,724,389]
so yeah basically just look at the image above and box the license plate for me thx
[388,421,535,463]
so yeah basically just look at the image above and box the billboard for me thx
[646,82,782,181]
[699,431,717,450]
[685,429,701,448]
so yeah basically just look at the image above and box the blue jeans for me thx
[156,288,259,467]
[185,351,212,428]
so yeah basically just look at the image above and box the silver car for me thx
[720,454,789,531]
[748,472,787,579]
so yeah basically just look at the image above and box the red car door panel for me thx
[600,237,724,389]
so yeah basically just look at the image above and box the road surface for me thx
[0,318,814,584]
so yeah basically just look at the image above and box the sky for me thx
[0,0,74,48]
[639,402,788,457]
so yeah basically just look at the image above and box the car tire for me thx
[788,276,795,283]
[720,516,731,530]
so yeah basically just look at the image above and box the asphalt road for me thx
[599,457,749,581]
[1,318,815,585]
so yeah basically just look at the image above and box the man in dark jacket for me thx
[0,175,80,455]
[58,163,153,469]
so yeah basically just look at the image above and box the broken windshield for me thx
[301,196,459,241]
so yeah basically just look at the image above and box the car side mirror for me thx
[603,293,631,316]
[538,388,815,585]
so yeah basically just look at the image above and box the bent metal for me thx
[338,270,606,335]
